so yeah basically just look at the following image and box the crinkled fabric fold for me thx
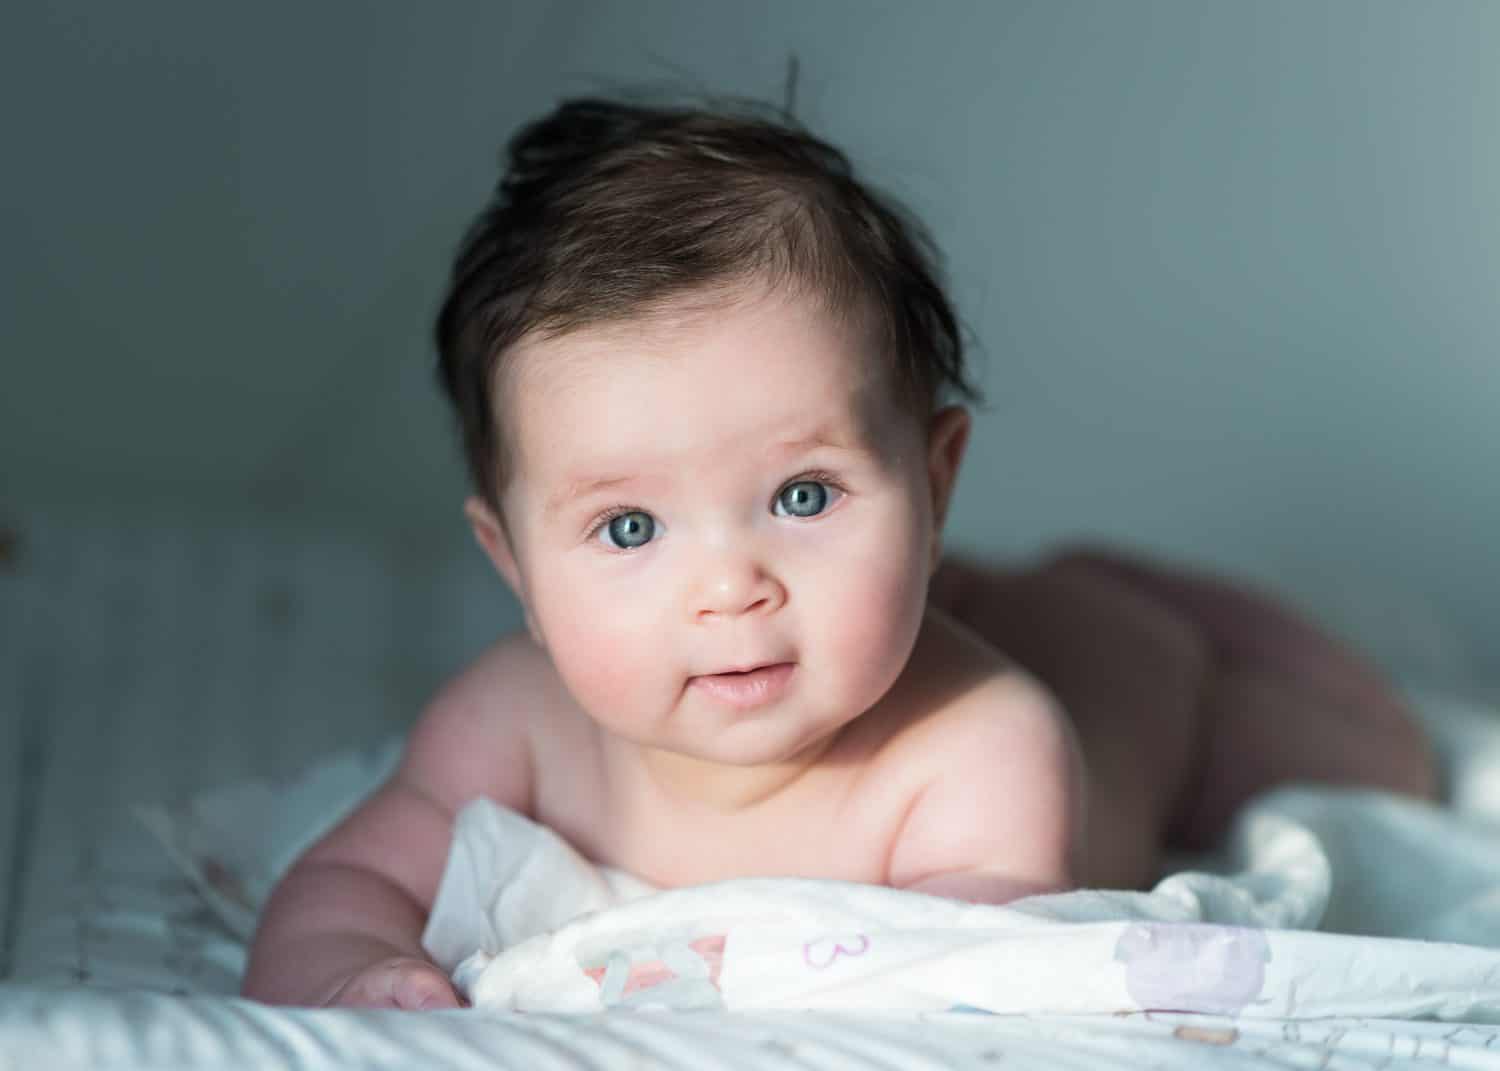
[423,783,1500,1020]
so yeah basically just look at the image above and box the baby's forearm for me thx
[241,859,434,1006]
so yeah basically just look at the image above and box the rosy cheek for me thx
[828,538,926,675]
[536,580,665,714]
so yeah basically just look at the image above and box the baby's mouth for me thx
[689,662,796,710]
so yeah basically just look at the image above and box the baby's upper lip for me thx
[696,659,791,677]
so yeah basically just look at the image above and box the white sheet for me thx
[6,687,1500,1071]
[6,984,1500,1071]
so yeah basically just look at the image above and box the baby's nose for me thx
[693,553,785,621]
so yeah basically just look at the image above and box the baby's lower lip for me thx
[690,663,795,710]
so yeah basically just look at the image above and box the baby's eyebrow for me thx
[773,427,863,455]
[545,473,639,518]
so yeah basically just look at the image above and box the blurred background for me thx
[3,0,1498,796]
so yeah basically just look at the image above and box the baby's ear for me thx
[465,496,524,596]
[925,405,971,541]
[465,497,547,648]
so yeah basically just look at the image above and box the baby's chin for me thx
[589,684,876,775]
[679,715,857,771]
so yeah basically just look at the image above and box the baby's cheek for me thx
[546,608,665,717]
[567,627,657,708]
[829,543,927,680]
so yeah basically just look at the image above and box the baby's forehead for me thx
[506,311,908,475]
[502,285,894,405]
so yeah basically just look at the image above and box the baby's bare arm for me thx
[240,779,460,1006]
[886,671,1084,904]
[241,639,539,1006]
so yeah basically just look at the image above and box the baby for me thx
[242,96,1436,1009]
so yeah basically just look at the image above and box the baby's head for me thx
[437,95,979,516]
[434,96,982,777]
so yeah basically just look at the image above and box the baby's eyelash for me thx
[585,504,639,542]
[782,469,845,494]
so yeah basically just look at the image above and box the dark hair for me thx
[435,94,979,509]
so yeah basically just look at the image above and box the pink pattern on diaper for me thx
[803,934,870,969]
[581,935,725,995]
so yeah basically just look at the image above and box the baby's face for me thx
[484,284,963,772]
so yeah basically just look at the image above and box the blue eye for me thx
[775,480,830,518]
[601,511,655,549]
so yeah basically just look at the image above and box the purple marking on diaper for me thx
[1114,922,1271,1015]
[803,934,870,969]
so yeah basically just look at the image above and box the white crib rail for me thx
[0,502,518,985]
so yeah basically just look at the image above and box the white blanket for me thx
[423,690,1500,1020]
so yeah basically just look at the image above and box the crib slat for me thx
[5,505,433,985]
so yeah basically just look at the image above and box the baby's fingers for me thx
[392,966,464,1011]
[325,958,463,1010]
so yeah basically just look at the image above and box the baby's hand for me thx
[322,956,465,1010]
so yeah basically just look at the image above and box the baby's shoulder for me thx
[879,608,1074,773]
[401,631,564,817]
[875,609,1086,887]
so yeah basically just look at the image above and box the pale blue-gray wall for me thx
[4,1,1498,683]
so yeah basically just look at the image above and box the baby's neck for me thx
[600,730,846,816]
